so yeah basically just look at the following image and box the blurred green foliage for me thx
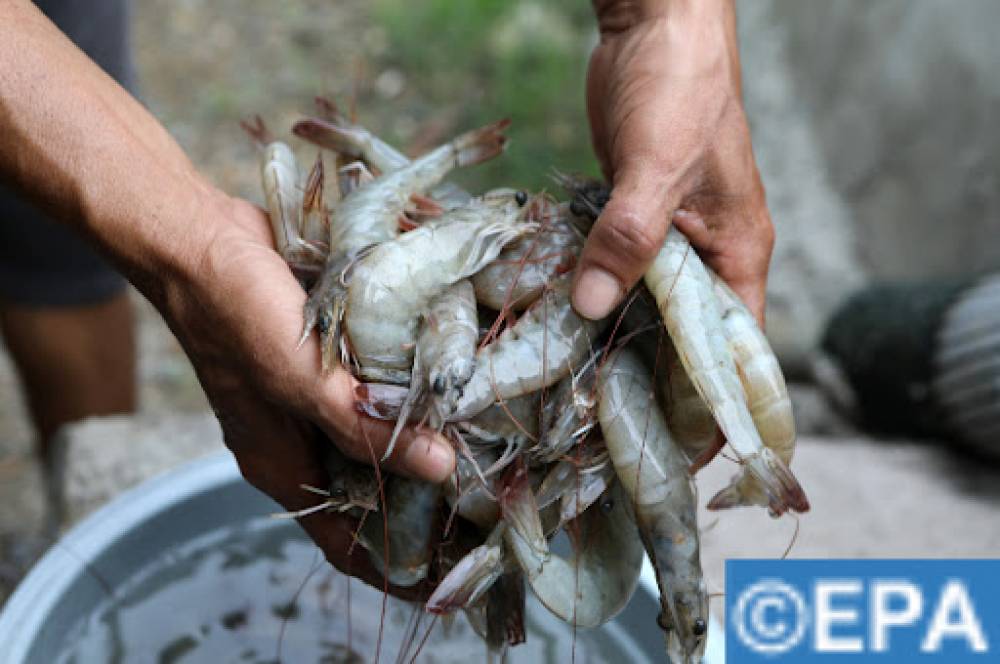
[370,0,600,192]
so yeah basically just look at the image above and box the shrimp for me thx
[384,280,479,460]
[530,353,599,464]
[294,99,410,174]
[535,442,615,531]
[444,448,501,530]
[426,523,507,614]
[460,392,542,443]
[449,274,606,420]
[500,463,643,628]
[302,154,330,252]
[486,569,527,650]
[645,228,808,515]
[332,118,507,258]
[358,476,440,587]
[415,280,480,422]
[662,338,725,471]
[708,276,798,510]
[472,196,583,312]
[550,170,606,231]
[619,291,723,470]
[301,119,510,368]
[297,97,473,210]
[271,447,378,519]
[345,192,530,384]
[241,116,327,272]
[597,348,708,663]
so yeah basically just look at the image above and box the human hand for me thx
[0,0,454,597]
[575,0,774,325]
[157,191,454,597]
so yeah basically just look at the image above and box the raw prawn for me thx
[500,463,643,629]
[358,476,440,587]
[472,196,583,312]
[449,274,605,420]
[241,116,327,273]
[345,192,530,384]
[709,276,798,510]
[302,119,510,369]
[597,348,708,663]
[645,228,808,515]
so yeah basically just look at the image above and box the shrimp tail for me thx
[354,382,407,419]
[458,219,533,277]
[425,525,505,615]
[293,116,364,157]
[452,119,511,168]
[488,570,527,647]
[498,463,546,568]
[687,429,726,474]
[239,114,273,146]
[708,448,810,515]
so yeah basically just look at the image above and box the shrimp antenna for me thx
[780,512,801,560]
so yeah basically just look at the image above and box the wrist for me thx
[592,0,732,35]
[84,166,229,312]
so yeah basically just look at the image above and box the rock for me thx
[736,1,868,376]
[774,0,1000,281]
[51,413,224,528]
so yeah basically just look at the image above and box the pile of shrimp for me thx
[243,99,809,664]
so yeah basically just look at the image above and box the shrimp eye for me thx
[432,376,448,395]
[692,618,707,636]
[569,198,588,218]
[330,487,348,501]
[515,190,528,206]
[600,497,614,513]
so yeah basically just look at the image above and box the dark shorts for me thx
[0,0,135,307]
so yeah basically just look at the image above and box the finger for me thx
[572,162,681,320]
[315,368,455,483]
[729,277,768,329]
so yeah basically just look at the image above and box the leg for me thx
[0,292,136,459]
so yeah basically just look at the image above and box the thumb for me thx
[571,162,681,320]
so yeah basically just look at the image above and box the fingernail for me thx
[572,267,621,320]
[405,435,454,483]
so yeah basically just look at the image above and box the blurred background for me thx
[2,0,999,620]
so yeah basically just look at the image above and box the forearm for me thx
[0,1,219,295]
[591,0,741,93]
